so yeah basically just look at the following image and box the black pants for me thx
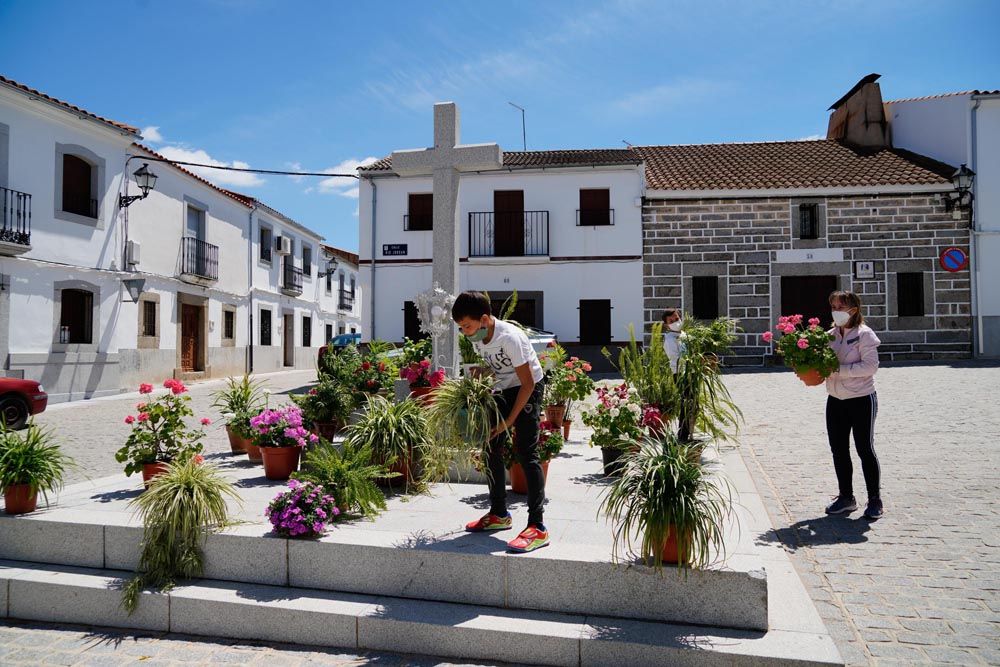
[487,382,545,526]
[826,393,881,499]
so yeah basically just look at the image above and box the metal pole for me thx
[508,102,526,150]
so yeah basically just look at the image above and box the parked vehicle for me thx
[317,333,363,368]
[0,378,48,430]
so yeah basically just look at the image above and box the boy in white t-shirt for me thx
[452,291,548,553]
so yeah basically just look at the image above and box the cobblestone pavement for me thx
[727,361,1000,666]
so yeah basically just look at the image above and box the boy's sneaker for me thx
[863,498,884,520]
[825,495,857,515]
[465,513,512,532]
[507,525,549,553]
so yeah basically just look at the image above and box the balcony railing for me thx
[576,208,615,226]
[339,289,355,311]
[468,211,549,258]
[180,237,219,281]
[282,261,303,296]
[63,194,98,219]
[1,186,32,248]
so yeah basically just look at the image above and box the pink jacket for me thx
[825,324,881,400]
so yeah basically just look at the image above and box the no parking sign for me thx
[939,247,969,273]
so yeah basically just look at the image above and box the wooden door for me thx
[181,304,200,371]
[494,190,524,257]
[780,276,837,327]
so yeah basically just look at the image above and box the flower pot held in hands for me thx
[545,404,567,425]
[260,446,303,481]
[795,368,824,386]
[509,461,549,494]
[3,483,38,515]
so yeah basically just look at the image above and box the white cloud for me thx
[317,157,379,198]
[797,134,825,141]
[612,79,726,116]
[155,145,265,188]
[141,126,164,143]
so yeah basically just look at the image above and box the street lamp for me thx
[945,163,975,226]
[119,163,159,208]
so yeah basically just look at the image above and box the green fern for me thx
[293,440,389,517]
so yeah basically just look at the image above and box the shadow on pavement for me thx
[759,514,873,550]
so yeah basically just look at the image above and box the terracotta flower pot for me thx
[141,461,170,487]
[245,443,263,463]
[312,420,344,440]
[545,404,567,425]
[659,526,692,565]
[509,460,549,494]
[408,385,435,405]
[3,483,38,514]
[260,445,303,480]
[795,368,825,386]
[562,419,572,441]
[601,447,627,477]
[377,449,413,486]
[225,424,249,454]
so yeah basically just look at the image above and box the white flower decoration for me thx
[610,407,620,417]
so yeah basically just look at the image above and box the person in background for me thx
[824,290,883,520]
[661,308,683,373]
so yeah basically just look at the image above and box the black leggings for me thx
[487,382,545,526]
[826,393,881,500]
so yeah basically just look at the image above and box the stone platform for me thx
[0,439,841,666]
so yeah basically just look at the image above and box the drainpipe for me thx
[969,98,982,357]
[368,177,377,341]
[247,203,258,373]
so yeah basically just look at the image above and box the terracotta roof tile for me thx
[1,75,139,134]
[359,148,640,173]
[322,244,359,266]
[633,140,954,191]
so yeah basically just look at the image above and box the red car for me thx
[0,378,48,429]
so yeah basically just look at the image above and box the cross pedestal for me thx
[391,103,502,372]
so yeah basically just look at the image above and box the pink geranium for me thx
[124,415,135,424]
[761,331,774,343]
[137,412,150,422]
[201,418,211,426]
[808,317,821,326]
[139,383,153,394]
[796,338,809,349]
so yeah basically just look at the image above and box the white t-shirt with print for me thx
[473,319,544,391]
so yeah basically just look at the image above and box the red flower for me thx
[366,379,376,388]
[193,454,205,465]
[163,379,178,390]
[361,362,371,371]
[139,383,153,394]
[136,402,146,410]
[124,415,135,425]
[429,369,446,387]
[201,418,211,426]
[170,382,187,395]
[309,388,318,395]
[378,361,386,372]
[137,412,150,422]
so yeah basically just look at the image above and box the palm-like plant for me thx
[342,395,429,491]
[0,422,74,506]
[421,375,502,483]
[600,431,734,569]
[606,323,679,414]
[293,440,390,517]
[674,317,743,444]
[121,458,240,613]
[211,375,267,438]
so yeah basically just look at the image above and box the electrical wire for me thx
[126,154,359,179]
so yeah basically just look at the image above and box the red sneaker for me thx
[465,513,513,532]
[507,525,550,553]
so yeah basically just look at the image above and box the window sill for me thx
[137,336,160,350]
[466,256,550,265]
[52,343,99,354]
[55,209,102,229]
[221,338,236,348]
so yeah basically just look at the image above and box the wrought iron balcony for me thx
[180,237,219,282]
[339,288,355,311]
[576,208,615,226]
[0,186,31,255]
[282,261,303,296]
[468,211,549,258]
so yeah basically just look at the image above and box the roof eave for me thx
[645,183,953,199]
[0,79,139,137]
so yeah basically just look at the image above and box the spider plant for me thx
[421,374,502,484]
[605,323,678,414]
[121,458,240,614]
[342,395,429,491]
[210,375,267,438]
[0,422,74,506]
[293,439,390,517]
[600,431,734,570]
[674,317,743,444]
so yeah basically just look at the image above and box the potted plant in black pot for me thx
[580,382,643,476]
[0,422,74,514]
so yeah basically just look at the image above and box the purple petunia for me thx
[265,480,340,539]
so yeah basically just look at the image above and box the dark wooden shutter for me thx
[407,193,433,230]
[692,276,720,320]
[404,301,428,341]
[62,155,94,217]
[897,272,925,317]
[302,316,312,347]
[223,310,234,339]
[142,300,157,337]
[494,190,525,256]
[579,299,612,345]
[579,189,611,226]
[260,309,272,346]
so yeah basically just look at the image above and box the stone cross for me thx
[391,103,502,372]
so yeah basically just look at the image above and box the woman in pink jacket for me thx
[824,290,883,520]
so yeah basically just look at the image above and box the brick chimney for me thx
[826,73,891,149]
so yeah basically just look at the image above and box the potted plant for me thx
[121,457,240,613]
[115,380,208,486]
[293,439,391,517]
[539,343,595,425]
[343,395,430,490]
[504,421,563,494]
[605,323,679,421]
[265,479,341,537]
[458,332,486,378]
[291,378,354,440]
[399,359,446,403]
[601,431,734,568]
[764,314,839,386]
[0,422,74,515]
[581,383,643,476]
[249,404,318,480]
[675,318,743,446]
[352,343,397,402]
[211,375,266,454]
[422,374,502,483]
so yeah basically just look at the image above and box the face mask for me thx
[465,323,489,342]
[831,310,851,327]
[668,321,682,332]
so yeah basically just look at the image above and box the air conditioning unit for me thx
[126,240,141,267]
[275,236,292,255]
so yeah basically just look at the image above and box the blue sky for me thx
[2,0,998,252]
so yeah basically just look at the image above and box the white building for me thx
[358,150,646,361]
[321,244,362,339]
[0,75,340,401]
[886,89,1000,357]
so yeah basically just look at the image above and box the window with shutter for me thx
[404,301,429,341]
[302,316,312,347]
[579,189,611,226]
[60,289,93,344]
[260,227,272,262]
[897,272,925,317]
[799,204,819,240]
[579,299,612,344]
[407,193,433,230]
[692,276,720,320]
[142,300,157,337]
[223,310,235,340]
[260,309,272,346]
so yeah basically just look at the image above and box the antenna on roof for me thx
[622,139,633,147]
[508,102,526,151]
